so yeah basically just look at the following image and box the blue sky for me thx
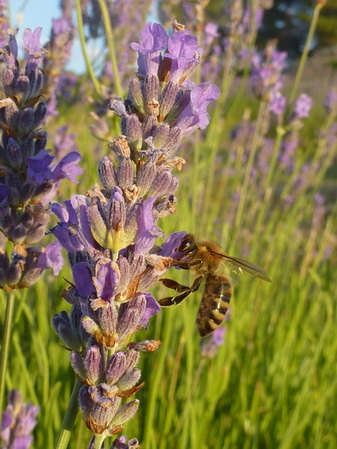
[9,0,158,74]
[10,0,85,73]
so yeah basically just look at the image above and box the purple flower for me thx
[134,197,163,254]
[54,126,78,159]
[294,93,313,119]
[52,151,83,183]
[22,27,47,71]
[72,262,96,297]
[37,241,64,275]
[165,31,200,83]
[204,23,219,46]
[270,91,286,116]
[1,390,39,449]
[324,89,337,113]
[175,82,220,135]
[139,293,161,328]
[158,231,187,257]
[131,22,168,75]
[27,150,54,183]
[92,259,119,301]
[50,195,98,253]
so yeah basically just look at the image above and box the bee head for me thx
[176,233,197,255]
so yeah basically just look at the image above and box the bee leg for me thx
[159,290,193,306]
[159,275,204,306]
[190,275,204,292]
[160,278,190,292]
[173,259,203,270]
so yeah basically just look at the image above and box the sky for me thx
[10,0,86,73]
[9,0,158,74]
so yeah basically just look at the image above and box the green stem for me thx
[288,4,322,106]
[93,434,106,449]
[75,0,102,97]
[0,290,15,414]
[254,125,286,233]
[231,102,266,249]
[54,379,82,449]
[97,0,123,98]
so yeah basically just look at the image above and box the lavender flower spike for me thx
[53,21,219,446]
[1,390,39,449]
[0,29,82,292]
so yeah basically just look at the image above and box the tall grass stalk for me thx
[0,291,15,414]
[75,0,102,97]
[288,3,324,106]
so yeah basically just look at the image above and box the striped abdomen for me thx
[196,273,232,337]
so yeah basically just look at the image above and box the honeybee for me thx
[159,234,271,337]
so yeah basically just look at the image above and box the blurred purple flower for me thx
[324,89,337,113]
[1,390,39,449]
[270,91,286,116]
[294,93,312,119]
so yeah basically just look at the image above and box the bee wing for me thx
[211,251,272,282]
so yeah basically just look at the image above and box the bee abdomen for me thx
[196,274,232,337]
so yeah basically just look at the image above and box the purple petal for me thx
[72,262,95,297]
[50,202,69,222]
[135,197,163,254]
[139,293,161,328]
[37,241,64,275]
[22,28,46,70]
[159,231,187,257]
[131,22,168,53]
[51,152,83,183]
[211,327,227,347]
[92,259,119,301]
[166,31,198,60]
[12,435,33,449]
[27,150,54,183]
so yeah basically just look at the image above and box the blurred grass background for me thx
[1,2,337,448]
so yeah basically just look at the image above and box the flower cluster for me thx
[251,40,287,106]
[52,22,219,446]
[0,29,82,291]
[0,390,39,449]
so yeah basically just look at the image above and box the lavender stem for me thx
[0,291,15,415]
[288,4,323,107]
[97,0,123,97]
[232,101,267,247]
[54,379,82,449]
[75,0,102,97]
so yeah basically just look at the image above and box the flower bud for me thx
[159,81,179,121]
[116,368,141,392]
[128,76,145,115]
[142,74,160,114]
[116,158,134,189]
[84,345,104,385]
[106,351,127,384]
[98,156,117,190]
[109,400,139,429]
[121,114,142,151]
[135,160,156,196]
